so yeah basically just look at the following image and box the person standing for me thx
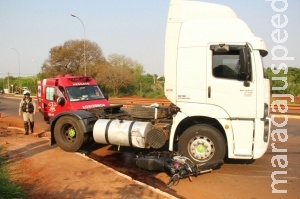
[19,90,37,135]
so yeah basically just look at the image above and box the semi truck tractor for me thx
[39,0,271,165]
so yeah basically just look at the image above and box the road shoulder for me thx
[0,119,176,199]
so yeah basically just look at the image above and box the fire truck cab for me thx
[37,74,110,122]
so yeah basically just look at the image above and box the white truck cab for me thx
[164,0,270,162]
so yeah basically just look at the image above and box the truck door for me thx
[207,44,256,156]
[41,87,66,121]
[207,44,256,118]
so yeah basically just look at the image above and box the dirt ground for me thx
[0,117,176,199]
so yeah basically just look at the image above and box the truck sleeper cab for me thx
[164,0,271,164]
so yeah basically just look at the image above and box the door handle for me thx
[208,86,211,98]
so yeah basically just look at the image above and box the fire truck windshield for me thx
[65,85,105,102]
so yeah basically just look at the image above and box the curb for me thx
[75,152,178,199]
[6,126,177,198]
[7,127,51,138]
[34,131,51,138]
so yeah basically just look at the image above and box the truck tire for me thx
[131,105,168,119]
[54,116,87,152]
[178,124,226,165]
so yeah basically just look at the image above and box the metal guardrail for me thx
[108,97,171,108]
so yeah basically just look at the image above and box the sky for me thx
[0,0,299,78]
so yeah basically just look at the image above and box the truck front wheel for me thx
[178,124,226,164]
[54,116,86,152]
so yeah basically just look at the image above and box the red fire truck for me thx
[37,74,124,123]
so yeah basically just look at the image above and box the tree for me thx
[138,74,164,98]
[96,54,139,96]
[37,40,166,97]
[40,40,106,78]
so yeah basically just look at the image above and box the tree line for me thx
[265,67,300,96]
[1,40,164,98]
[1,39,299,98]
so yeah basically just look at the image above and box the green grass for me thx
[0,145,25,199]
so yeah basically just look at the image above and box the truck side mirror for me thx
[57,97,65,106]
[239,47,251,87]
[239,48,249,74]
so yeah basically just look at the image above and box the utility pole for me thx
[71,14,86,76]
[10,48,20,78]
[7,72,9,92]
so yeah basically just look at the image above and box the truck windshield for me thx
[66,85,105,102]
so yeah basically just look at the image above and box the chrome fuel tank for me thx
[93,119,153,148]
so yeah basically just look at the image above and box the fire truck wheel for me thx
[178,124,226,165]
[54,116,86,152]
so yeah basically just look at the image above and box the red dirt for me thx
[0,117,175,199]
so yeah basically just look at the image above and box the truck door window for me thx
[46,87,55,101]
[212,46,252,81]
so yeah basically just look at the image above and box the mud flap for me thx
[50,133,56,146]
[49,119,56,146]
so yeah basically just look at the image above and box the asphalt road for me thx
[0,95,48,129]
[1,94,299,199]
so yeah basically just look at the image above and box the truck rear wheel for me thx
[178,124,226,164]
[54,116,86,152]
